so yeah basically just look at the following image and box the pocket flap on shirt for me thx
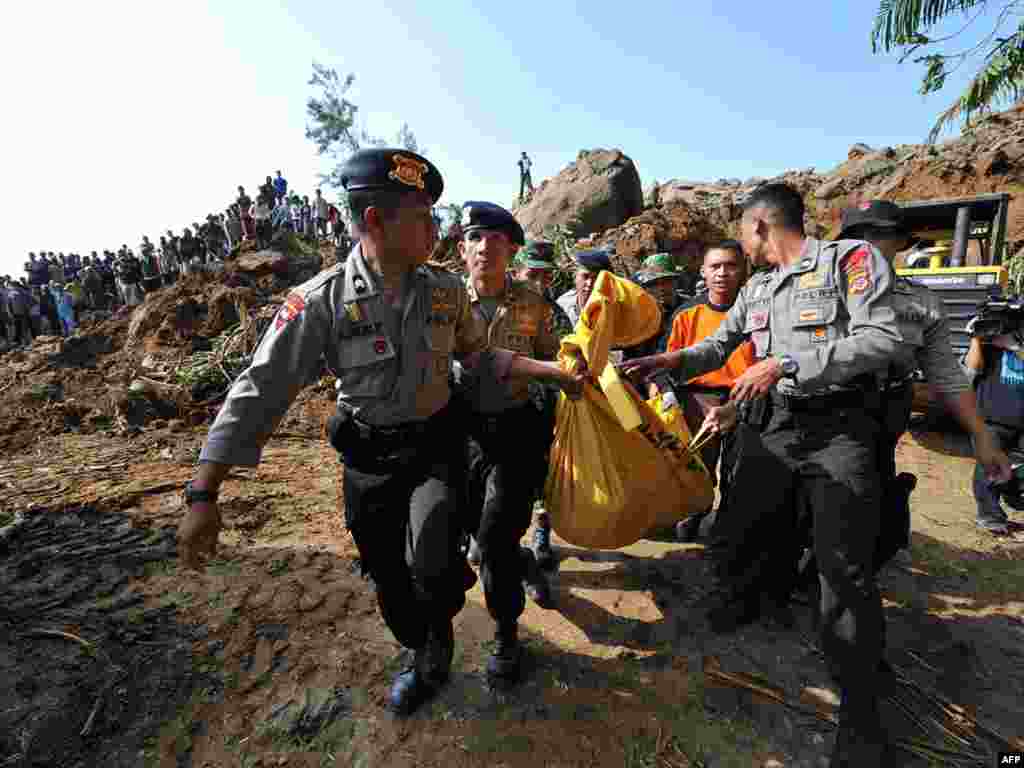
[340,335,395,367]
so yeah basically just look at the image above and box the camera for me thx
[968,297,1024,339]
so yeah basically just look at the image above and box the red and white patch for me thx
[275,292,306,330]
[843,247,870,274]
[859,201,871,211]
[373,337,388,355]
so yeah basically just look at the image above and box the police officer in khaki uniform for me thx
[176,149,585,717]
[456,202,563,686]
[622,183,900,765]
[838,201,1010,564]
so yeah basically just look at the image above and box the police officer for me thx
[622,183,900,765]
[456,202,564,686]
[838,200,1011,564]
[176,148,584,717]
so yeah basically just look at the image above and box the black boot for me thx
[521,546,555,609]
[389,619,454,716]
[486,622,522,689]
[830,720,884,767]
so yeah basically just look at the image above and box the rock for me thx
[167,419,185,433]
[514,149,643,238]
[234,251,290,276]
[848,142,873,159]
[814,177,844,200]
[981,147,1012,176]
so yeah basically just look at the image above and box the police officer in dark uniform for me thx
[176,148,585,717]
[456,202,565,686]
[622,183,901,765]
[838,200,1011,564]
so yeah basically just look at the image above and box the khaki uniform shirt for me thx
[201,245,508,467]
[466,276,562,413]
[678,238,903,396]
[890,276,968,395]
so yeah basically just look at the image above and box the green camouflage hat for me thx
[637,252,678,282]
[516,239,557,269]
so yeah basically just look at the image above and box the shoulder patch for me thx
[275,292,306,330]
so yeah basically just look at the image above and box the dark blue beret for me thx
[340,148,443,203]
[573,248,613,273]
[461,201,525,246]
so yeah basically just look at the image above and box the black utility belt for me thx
[770,389,869,412]
[343,407,446,443]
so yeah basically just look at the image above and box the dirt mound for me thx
[642,103,1024,260]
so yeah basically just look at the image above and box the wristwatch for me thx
[778,355,799,379]
[183,481,218,506]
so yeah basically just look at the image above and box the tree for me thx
[872,0,1024,142]
[306,62,423,190]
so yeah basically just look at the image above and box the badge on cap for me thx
[461,206,474,226]
[389,154,427,190]
[353,274,368,295]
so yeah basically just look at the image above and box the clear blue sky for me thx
[1,0,1002,277]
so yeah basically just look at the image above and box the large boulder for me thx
[515,149,643,238]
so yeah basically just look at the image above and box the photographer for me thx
[965,328,1024,536]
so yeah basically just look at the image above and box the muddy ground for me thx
[2,395,1023,768]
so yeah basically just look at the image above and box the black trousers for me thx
[464,405,544,627]
[761,405,884,731]
[875,386,914,568]
[341,413,466,651]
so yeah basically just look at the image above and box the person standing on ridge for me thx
[518,152,534,202]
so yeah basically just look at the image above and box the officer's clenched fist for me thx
[177,502,221,569]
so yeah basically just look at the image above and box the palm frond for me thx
[927,23,1024,141]
[873,0,989,52]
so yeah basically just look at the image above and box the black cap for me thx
[573,248,613,273]
[340,148,443,203]
[461,201,525,246]
[838,200,907,239]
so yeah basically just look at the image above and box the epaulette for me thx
[292,262,343,298]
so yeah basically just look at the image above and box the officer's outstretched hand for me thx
[976,430,1013,485]
[730,358,783,402]
[620,351,678,386]
[177,501,221,570]
[702,402,739,435]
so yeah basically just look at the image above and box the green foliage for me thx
[872,0,1024,141]
[305,61,422,191]
[542,223,581,298]
[1008,247,1024,293]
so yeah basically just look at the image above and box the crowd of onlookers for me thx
[0,171,350,347]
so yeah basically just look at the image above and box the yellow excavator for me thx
[890,193,1012,412]
[895,192,1011,357]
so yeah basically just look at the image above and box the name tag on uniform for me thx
[798,308,820,323]
[798,270,825,289]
